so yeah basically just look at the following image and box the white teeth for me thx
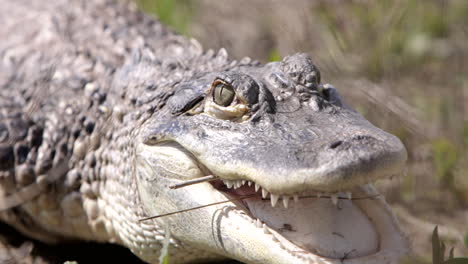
[346,191,352,200]
[263,223,270,234]
[317,192,322,198]
[256,219,262,228]
[331,194,339,206]
[234,181,242,189]
[293,195,299,203]
[255,183,260,192]
[225,180,233,189]
[247,181,252,187]
[282,196,289,208]
[270,194,279,207]
[262,188,269,199]
[225,180,250,189]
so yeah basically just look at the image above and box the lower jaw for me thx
[223,184,408,263]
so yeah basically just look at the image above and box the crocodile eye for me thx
[213,82,235,107]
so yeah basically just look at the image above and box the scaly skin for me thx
[0,0,409,263]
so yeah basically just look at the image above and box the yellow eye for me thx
[213,82,235,107]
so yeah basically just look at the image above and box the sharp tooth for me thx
[346,191,352,200]
[270,194,279,207]
[272,235,279,242]
[247,181,252,187]
[255,183,260,192]
[234,181,242,189]
[241,180,246,186]
[331,194,339,206]
[262,188,269,199]
[282,196,289,208]
[317,192,322,198]
[256,219,262,228]
[263,223,270,234]
[293,195,299,203]
[225,180,233,189]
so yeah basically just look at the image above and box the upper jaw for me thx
[195,131,407,195]
[159,105,408,194]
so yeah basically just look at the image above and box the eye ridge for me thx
[212,80,235,107]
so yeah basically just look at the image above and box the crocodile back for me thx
[0,0,166,243]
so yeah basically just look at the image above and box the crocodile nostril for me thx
[329,140,343,149]
[354,135,372,141]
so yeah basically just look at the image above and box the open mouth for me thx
[207,177,406,262]
[137,141,408,263]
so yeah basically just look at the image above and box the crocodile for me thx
[0,0,409,263]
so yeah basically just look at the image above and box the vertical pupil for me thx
[219,84,226,97]
[214,83,234,106]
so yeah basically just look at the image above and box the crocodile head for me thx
[135,53,408,263]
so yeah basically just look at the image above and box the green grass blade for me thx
[433,226,442,264]
[161,255,170,264]
[268,49,281,62]
[159,222,171,264]
[443,258,468,264]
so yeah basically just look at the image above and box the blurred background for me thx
[136,0,468,263]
